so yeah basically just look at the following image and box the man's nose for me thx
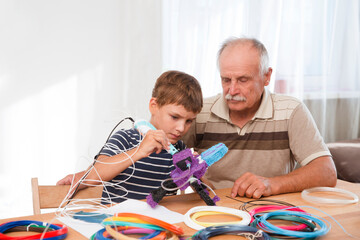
[229,80,238,95]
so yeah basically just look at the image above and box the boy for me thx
[57,70,203,203]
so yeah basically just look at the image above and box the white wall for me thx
[0,0,162,218]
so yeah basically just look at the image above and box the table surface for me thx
[1,180,359,239]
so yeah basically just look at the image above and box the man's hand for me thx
[231,172,273,199]
[230,157,336,199]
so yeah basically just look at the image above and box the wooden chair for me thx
[31,177,103,215]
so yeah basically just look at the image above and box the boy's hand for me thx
[57,174,74,185]
[57,171,87,190]
[137,129,171,158]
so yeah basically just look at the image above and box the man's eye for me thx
[186,119,193,124]
[171,115,178,120]
[238,77,249,82]
[222,78,230,83]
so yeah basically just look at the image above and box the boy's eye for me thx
[171,115,178,120]
[186,119,193,124]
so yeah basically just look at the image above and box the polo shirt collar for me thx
[254,87,273,119]
[211,94,231,122]
[211,87,273,121]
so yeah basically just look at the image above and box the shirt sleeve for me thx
[97,129,137,157]
[288,102,331,166]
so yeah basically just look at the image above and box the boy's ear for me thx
[149,97,159,115]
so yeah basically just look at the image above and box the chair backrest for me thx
[31,177,103,215]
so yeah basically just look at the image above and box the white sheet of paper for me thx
[58,199,184,238]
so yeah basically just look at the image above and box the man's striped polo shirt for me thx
[183,88,330,189]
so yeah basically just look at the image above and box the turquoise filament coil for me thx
[256,210,330,238]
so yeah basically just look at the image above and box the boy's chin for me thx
[169,139,179,144]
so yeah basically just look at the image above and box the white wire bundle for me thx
[55,123,143,220]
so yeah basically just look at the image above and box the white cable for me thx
[184,206,251,230]
[198,180,217,197]
[301,187,359,205]
[56,127,143,217]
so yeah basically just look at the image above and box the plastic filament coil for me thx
[301,187,359,205]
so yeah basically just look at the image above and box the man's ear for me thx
[264,67,273,86]
[149,97,158,115]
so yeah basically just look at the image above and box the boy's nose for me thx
[176,122,185,133]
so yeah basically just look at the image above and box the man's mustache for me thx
[225,94,247,101]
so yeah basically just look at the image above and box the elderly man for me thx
[183,37,337,199]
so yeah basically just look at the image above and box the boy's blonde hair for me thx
[152,70,203,113]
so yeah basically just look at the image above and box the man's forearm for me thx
[270,156,337,195]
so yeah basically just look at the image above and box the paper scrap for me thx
[58,199,184,238]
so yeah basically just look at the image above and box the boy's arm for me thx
[83,147,144,184]
[55,148,142,197]
[56,148,142,188]
[57,129,171,187]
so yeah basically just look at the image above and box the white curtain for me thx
[162,0,360,143]
[0,0,161,218]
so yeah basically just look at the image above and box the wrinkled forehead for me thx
[219,46,261,77]
[220,43,261,68]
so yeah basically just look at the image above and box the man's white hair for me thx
[217,37,270,76]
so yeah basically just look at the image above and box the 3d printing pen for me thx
[134,119,179,155]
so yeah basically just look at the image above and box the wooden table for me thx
[1,180,359,239]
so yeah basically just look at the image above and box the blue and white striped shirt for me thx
[98,128,185,203]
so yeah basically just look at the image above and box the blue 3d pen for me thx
[134,119,178,155]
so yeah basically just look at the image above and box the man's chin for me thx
[227,100,246,107]
[228,106,248,114]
